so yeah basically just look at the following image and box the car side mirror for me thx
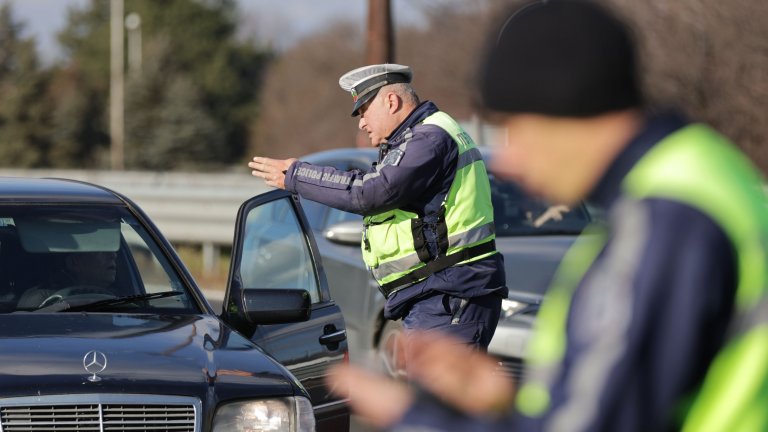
[243,288,311,325]
[324,220,363,246]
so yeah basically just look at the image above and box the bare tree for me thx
[249,23,363,159]
[396,0,495,120]
[250,0,768,173]
[612,0,768,171]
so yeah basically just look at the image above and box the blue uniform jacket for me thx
[284,101,507,319]
[391,112,738,431]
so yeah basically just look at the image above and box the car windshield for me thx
[490,174,591,236]
[300,153,592,236]
[303,174,591,236]
[0,205,198,314]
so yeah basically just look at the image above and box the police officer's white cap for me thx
[339,64,412,117]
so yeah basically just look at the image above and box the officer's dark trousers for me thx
[402,292,503,350]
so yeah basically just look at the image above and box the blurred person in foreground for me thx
[248,64,507,352]
[327,1,768,431]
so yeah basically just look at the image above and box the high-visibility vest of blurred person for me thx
[519,123,768,431]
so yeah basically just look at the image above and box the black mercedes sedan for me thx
[0,177,349,431]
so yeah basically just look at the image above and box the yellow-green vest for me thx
[516,124,768,431]
[362,111,497,298]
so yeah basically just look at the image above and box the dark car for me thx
[298,148,592,380]
[0,177,349,431]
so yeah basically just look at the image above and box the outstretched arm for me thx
[249,156,296,190]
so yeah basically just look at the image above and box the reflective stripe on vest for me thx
[370,222,496,283]
[515,224,607,417]
[682,298,768,432]
[361,111,497,297]
[517,124,768,431]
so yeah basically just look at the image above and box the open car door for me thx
[224,189,349,432]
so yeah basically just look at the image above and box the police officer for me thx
[249,64,507,353]
[327,1,768,431]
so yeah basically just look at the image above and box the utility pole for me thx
[110,0,125,170]
[366,0,394,64]
[358,0,394,147]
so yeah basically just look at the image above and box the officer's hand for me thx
[327,363,413,429]
[406,331,516,416]
[249,156,297,190]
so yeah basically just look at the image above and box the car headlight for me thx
[501,298,527,318]
[501,298,539,319]
[212,397,315,432]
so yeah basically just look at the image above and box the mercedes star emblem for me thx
[83,350,108,382]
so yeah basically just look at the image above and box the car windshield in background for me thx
[298,149,592,236]
[489,174,591,236]
[0,205,197,314]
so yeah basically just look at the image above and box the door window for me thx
[239,197,320,303]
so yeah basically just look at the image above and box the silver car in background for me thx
[299,148,592,381]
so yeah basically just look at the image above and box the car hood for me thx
[0,314,297,400]
[496,235,579,298]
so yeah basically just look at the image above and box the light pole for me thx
[109,0,124,170]
[125,12,142,76]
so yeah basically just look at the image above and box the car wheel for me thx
[376,320,407,380]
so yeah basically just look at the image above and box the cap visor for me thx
[351,90,379,117]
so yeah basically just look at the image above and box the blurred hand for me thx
[406,332,516,416]
[328,363,414,429]
[328,331,517,429]
[248,156,297,189]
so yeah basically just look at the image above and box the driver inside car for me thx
[17,251,117,310]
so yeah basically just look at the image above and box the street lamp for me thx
[125,12,142,76]
[109,0,124,170]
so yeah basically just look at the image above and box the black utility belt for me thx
[378,240,496,298]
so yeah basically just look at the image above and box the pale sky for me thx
[4,0,459,64]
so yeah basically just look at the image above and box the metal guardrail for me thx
[0,168,270,275]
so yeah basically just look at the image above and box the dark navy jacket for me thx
[391,112,738,431]
[285,101,507,319]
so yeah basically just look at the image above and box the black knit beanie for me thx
[480,0,641,117]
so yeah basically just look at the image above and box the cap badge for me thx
[351,89,358,102]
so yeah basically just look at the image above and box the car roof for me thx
[302,148,379,165]
[302,146,494,165]
[0,177,125,204]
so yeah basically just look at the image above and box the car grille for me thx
[0,395,199,432]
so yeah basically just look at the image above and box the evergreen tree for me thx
[55,0,270,170]
[0,4,51,167]
[125,37,218,170]
[46,64,110,168]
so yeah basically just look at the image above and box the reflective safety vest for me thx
[516,124,768,431]
[362,111,497,298]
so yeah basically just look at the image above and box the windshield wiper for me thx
[35,291,184,313]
